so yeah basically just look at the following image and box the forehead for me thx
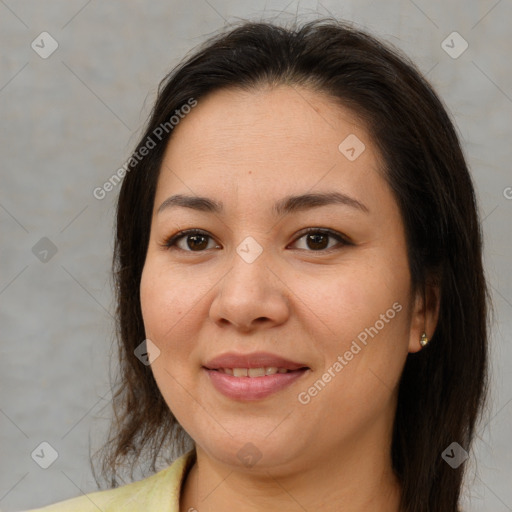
[166,84,369,157]
[154,85,385,212]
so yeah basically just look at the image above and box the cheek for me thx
[292,259,408,343]
[291,258,412,402]
[139,257,220,387]
[140,265,169,339]
[139,262,194,350]
[139,262,202,416]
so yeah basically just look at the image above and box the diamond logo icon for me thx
[236,236,263,264]
[441,442,469,469]
[134,339,161,365]
[31,441,59,469]
[338,134,366,161]
[32,237,58,263]
[31,32,59,59]
[237,442,262,468]
[441,32,468,59]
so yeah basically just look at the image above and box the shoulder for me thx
[21,450,196,512]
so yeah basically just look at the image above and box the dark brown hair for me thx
[92,18,489,512]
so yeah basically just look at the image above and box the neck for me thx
[180,432,401,512]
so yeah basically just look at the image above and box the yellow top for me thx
[23,450,196,512]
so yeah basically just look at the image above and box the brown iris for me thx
[306,233,329,250]
[187,234,209,251]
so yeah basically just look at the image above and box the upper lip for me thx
[203,352,309,371]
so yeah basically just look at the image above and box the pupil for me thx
[188,234,208,251]
[307,233,327,250]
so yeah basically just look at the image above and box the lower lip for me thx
[204,368,309,401]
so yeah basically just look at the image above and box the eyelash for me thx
[163,228,352,253]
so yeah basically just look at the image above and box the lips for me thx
[203,352,309,372]
[203,352,310,401]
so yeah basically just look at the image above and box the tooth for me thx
[223,367,291,377]
[248,367,266,377]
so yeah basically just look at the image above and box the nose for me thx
[209,247,290,332]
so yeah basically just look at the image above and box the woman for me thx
[27,17,488,512]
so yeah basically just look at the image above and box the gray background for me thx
[1,1,511,511]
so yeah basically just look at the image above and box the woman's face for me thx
[140,85,427,473]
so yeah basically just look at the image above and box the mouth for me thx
[208,367,308,377]
[203,351,309,373]
[202,352,310,401]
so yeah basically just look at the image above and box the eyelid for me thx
[163,227,352,252]
[288,227,353,251]
[163,229,221,251]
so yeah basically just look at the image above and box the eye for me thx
[289,228,351,251]
[164,229,221,252]
[163,228,351,253]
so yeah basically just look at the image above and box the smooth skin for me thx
[139,85,440,512]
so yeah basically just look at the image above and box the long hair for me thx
[92,18,489,512]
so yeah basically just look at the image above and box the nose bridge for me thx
[209,235,289,329]
[226,236,273,295]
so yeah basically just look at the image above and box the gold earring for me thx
[420,332,429,347]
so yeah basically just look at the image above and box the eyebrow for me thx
[157,191,369,216]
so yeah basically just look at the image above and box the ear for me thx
[408,280,441,353]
